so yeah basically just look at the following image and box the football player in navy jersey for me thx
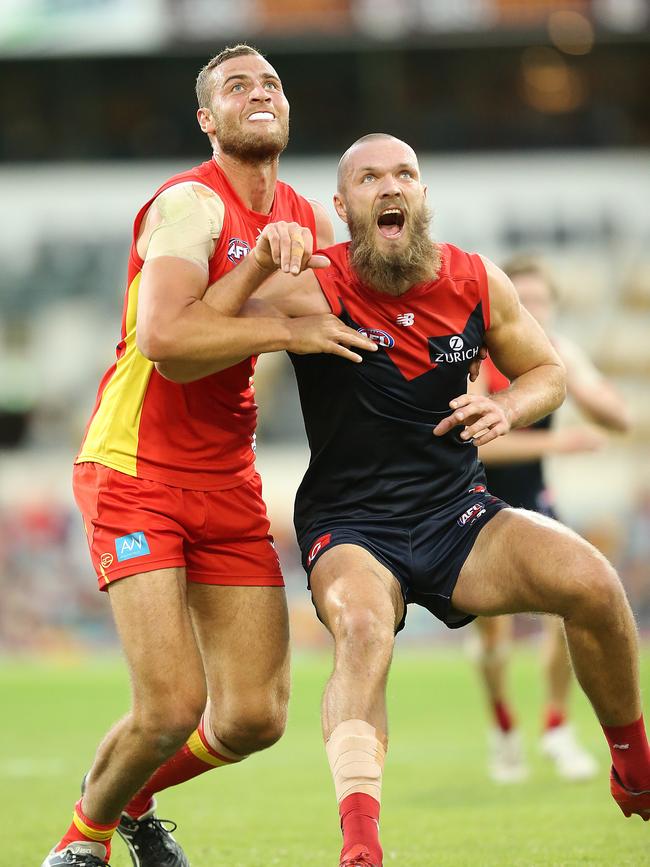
[236,134,650,867]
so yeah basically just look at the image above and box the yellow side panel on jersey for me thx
[77,272,153,476]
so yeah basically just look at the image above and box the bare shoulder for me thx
[309,198,336,248]
[479,254,521,329]
[136,183,225,259]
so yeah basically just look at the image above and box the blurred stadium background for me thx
[2,2,650,864]
[1,0,649,653]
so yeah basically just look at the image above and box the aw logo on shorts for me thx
[307,533,332,566]
[115,531,151,562]
[227,237,251,263]
[357,327,395,349]
[457,503,486,528]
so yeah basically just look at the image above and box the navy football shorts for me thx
[299,488,508,632]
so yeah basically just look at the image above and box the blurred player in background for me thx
[239,134,650,866]
[472,255,633,785]
[42,44,375,867]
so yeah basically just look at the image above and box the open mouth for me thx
[247,111,275,122]
[377,207,405,239]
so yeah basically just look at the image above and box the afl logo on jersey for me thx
[227,237,251,263]
[357,327,395,349]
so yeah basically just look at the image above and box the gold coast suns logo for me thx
[227,237,251,263]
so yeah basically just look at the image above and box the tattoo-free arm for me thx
[433,258,565,445]
[554,334,632,432]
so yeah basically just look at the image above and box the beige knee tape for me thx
[325,719,386,803]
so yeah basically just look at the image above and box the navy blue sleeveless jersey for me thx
[291,242,491,543]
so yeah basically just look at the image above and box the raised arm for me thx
[136,189,373,382]
[553,333,632,432]
[136,184,305,374]
[434,257,566,445]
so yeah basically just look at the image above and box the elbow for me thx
[136,323,175,363]
[610,408,633,434]
[553,361,567,410]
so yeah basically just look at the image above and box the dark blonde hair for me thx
[501,254,559,301]
[195,44,264,108]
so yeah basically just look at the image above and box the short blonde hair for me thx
[501,254,559,301]
[195,44,264,108]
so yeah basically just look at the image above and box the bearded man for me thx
[41,46,377,867]
[236,133,650,866]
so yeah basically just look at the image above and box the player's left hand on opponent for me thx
[432,393,511,446]
[468,345,488,382]
[254,221,330,276]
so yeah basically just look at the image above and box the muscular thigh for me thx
[451,508,605,617]
[186,584,290,707]
[310,544,405,635]
[108,567,206,713]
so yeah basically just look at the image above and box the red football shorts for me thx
[73,462,283,591]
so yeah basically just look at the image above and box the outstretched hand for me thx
[433,393,511,446]
[254,221,331,276]
[287,314,378,363]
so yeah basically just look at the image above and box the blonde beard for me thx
[213,115,289,163]
[348,204,440,295]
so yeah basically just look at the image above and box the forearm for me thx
[492,363,566,430]
[479,429,555,465]
[151,300,294,382]
[569,379,632,432]
[202,252,275,315]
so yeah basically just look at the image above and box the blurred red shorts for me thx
[72,462,284,591]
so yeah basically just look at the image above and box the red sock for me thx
[339,792,382,865]
[56,798,118,860]
[125,717,242,818]
[492,700,515,733]
[544,707,566,731]
[602,714,650,791]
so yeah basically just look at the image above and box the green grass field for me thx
[2,646,648,866]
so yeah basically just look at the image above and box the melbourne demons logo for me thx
[307,533,332,566]
[227,237,251,263]
[357,327,395,349]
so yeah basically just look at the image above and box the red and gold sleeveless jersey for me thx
[76,159,316,490]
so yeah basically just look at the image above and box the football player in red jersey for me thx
[42,46,377,867]
[232,134,650,866]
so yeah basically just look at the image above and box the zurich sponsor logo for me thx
[430,333,480,364]
[115,531,151,562]
[227,237,251,263]
[357,327,395,349]
[457,503,487,527]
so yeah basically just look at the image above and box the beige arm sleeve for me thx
[145,182,225,271]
